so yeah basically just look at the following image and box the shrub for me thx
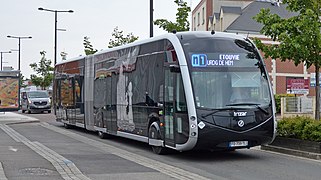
[277,116,321,141]
[302,121,321,141]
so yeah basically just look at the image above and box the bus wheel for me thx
[149,125,167,155]
[64,123,71,129]
[98,131,109,139]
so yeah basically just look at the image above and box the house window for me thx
[194,16,196,30]
[198,12,200,26]
[202,7,205,25]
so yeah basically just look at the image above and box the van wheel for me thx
[22,110,25,113]
[48,110,51,113]
[28,110,31,114]
[149,125,168,155]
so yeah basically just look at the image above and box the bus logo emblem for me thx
[238,120,245,127]
[234,112,247,116]
[191,54,207,67]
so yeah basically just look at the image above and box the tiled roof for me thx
[225,1,298,34]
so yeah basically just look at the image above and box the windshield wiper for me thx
[226,103,269,115]
[201,107,239,118]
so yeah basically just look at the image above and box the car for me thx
[21,90,51,114]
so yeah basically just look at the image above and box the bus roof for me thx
[56,31,247,66]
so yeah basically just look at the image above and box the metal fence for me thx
[281,96,314,118]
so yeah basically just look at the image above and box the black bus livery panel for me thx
[53,31,276,154]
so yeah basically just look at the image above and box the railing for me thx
[281,96,314,118]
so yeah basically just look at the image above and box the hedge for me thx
[277,116,321,142]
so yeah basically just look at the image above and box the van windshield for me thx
[28,91,49,98]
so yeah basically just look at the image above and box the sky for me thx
[0,0,201,78]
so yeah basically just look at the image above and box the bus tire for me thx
[98,131,109,139]
[149,124,167,155]
[64,123,71,129]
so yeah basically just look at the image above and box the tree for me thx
[253,0,321,120]
[60,51,68,61]
[17,74,28,89]
[20,74,28,89]
[154,0,191,32]
[108,26,139,48]
[83,36,98,55]
[29,51,54,90]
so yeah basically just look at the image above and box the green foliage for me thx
[19,74,28,88]
[29,51,54,90]
[108,26,139,48]
[302,122,321,141]
[60,51,68,61]
[277,116,321,141]
[83,36,98,55]
[154,0,191,32]
[253,1,321,67]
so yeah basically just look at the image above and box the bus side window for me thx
[176,74,187,112]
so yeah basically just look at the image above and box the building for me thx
[192,0,317,96]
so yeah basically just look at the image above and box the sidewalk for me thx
[0,112,39,124]
[0,112,63,180]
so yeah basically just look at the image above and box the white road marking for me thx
[0,124,90,180]
[41,122,228,180]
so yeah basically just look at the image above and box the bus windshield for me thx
[182,37,271,109]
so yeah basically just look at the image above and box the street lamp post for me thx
[7,35,32,71]
[150,0,153,37]
[38,7,74,65]
[0,51,11,71]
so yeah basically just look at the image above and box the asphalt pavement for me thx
[0,112,175,180]
[0,112,209,180]
[0,112,320,180]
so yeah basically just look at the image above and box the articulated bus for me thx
[53,31,276,154]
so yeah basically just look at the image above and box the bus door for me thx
[164,68,176,147]
[68,77,77,124]
[164,66,189,147]
[106,75,117,134]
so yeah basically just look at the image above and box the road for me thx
[0,111,320,180]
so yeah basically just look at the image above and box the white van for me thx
[21,90,51,114]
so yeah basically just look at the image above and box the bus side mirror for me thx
[169,64,180,73]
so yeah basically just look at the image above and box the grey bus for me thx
[53,31,276,154]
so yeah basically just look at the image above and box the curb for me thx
[261,145,321,160]
[5,120,40,125]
